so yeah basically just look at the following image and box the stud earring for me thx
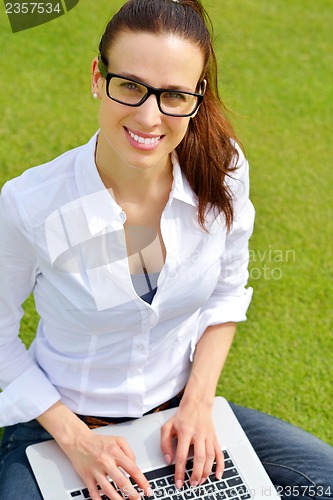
[93,92,99,99]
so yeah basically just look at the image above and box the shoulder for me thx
[0,139,90,229]
[222,142,254,224]
[225,142,250,200]
[2,143,82,196]
[228,142,249,183]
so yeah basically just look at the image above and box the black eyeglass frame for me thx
[98,57,206,117]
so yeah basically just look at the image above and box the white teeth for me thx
[128,130,160,145]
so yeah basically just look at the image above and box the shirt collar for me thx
[170,151,198,207]
[75,134,198,235]
[75,132,123,235]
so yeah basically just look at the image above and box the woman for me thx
[0,1,332,499]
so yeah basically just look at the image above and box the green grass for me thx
[0,0,332,446]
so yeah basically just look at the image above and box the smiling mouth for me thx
[125,128,162,146]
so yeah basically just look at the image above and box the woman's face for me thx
[92,30,204,176]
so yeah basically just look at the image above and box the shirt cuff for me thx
[0,365,61,427]
[199,287,253,327]
[189,287,253,362]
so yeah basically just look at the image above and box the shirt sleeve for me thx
[0,181,61,427]
[197,147,255,338]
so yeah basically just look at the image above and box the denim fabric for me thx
[230,403,333,500]
[1,404,333,499]
[0,419,52,499]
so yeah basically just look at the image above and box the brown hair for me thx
[99,0,239,230]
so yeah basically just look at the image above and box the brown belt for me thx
[77,388,185,429]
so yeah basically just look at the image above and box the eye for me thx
[123,82,137,90]
[120,81,144,93]
[163,91,189,102]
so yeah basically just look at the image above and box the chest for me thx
[121,202,167,275]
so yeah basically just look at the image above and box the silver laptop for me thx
[26,397,279,500]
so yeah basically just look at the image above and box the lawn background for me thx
[0,0,332,445]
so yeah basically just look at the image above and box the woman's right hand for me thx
[61,428,152,500]
[37,402,151,500]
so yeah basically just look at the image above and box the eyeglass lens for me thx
[108,76,199,116]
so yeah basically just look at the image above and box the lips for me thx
[124,127,164,150]
[127,129,161,145]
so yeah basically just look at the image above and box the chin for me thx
[125,152,169,171]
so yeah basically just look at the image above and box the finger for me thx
[117,436,136,462]
[95,472,124,500]
[200,441,215,482]
[160,421,175,465]
[190,439,206,486]
[103,468,142,500]
[117,456,152,496]
[214,442,225,480]
[174,432,192,489]
[86,476,110,500]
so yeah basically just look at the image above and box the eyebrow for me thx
[117,72,195,92]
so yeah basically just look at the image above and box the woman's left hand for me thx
[160,400,224,489]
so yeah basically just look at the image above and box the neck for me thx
[95,136,173,203]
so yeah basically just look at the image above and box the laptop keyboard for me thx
[69,450,252,499]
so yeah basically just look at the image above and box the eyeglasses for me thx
[98,57,206,117]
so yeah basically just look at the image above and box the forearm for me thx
[37,400,91,449]
[182,322,237,408]
[162,322,236,485]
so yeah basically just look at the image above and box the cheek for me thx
[170,118,191,143]
[98,101,122,131]
[98,101,110,127]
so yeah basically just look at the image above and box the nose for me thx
[134,94,163,128]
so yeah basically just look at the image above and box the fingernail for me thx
[164,454,172,464]
[176,480,183,489]
[199,477,207,485]
[146,487,153,497]
[190,480,198,488]
[216,471,222,480]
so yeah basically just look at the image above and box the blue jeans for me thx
[0,404,332,500]
[0,419,52,499]
[229,404,333,499]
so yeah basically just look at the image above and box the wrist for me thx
[56,418,91,450]
[37,401,91,448]
[181,381,215,410]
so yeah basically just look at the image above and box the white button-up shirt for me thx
[0,133,255,426]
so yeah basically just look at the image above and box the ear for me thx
[191,79,207,118]
[200,79,207,94]
[91,56,104,97]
